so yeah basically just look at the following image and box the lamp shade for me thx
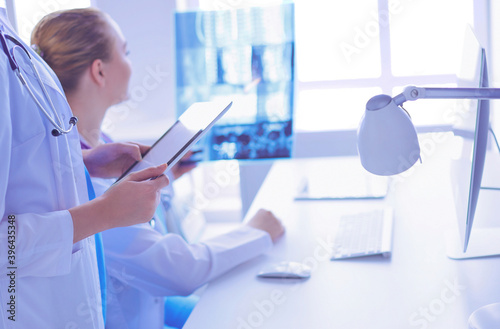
[357,94,421,175]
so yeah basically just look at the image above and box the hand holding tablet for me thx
[116,101,233,182]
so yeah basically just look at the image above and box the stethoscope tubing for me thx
[1,27,77,137]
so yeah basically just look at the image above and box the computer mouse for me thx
[257,261,311,279]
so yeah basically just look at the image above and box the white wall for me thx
[93,0,177,144]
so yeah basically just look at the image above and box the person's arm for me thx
[0,61,73,278]
[246,208,285,243]
[70,164,169,243]
[82,142,151,178]
[0,17,168,280]
[102,209,284,297]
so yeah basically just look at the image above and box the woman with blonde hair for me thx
[32,8,285,329]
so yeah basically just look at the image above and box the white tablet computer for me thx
[117,100,233,182]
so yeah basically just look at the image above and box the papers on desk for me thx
[294,157,390,201]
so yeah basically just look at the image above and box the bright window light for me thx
[295,0,381,81]
[294,0,474,132]
[390,0,473,76]
[296,87,382,131]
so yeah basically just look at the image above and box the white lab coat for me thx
[90,177,272,329]
[0,9,104,329]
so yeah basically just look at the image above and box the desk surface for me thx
[185,146,500,329]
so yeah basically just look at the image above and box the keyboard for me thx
[331,208,394,260]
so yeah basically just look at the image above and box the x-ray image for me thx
[175,3,295,161]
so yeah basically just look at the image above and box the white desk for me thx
[185,144,500,329]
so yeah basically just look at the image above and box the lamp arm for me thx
[393,86,500,106]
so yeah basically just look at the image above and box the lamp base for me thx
[445,227,500,259]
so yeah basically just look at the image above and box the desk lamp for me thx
[358,85,500,327]
[357,85,500,175]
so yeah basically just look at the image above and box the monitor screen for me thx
[450,26,490,253]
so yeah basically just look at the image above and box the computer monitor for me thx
[446,26,499,259]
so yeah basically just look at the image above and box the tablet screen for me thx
[117,101,233,181]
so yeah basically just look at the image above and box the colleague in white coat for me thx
[0,6,170,329]
[31,8,286,329]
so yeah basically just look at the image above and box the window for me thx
[175,0,479,220]
[294,0,474,131]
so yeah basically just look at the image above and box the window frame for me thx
[292,0,490,157]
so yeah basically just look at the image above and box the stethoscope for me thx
[0,26,77,137]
